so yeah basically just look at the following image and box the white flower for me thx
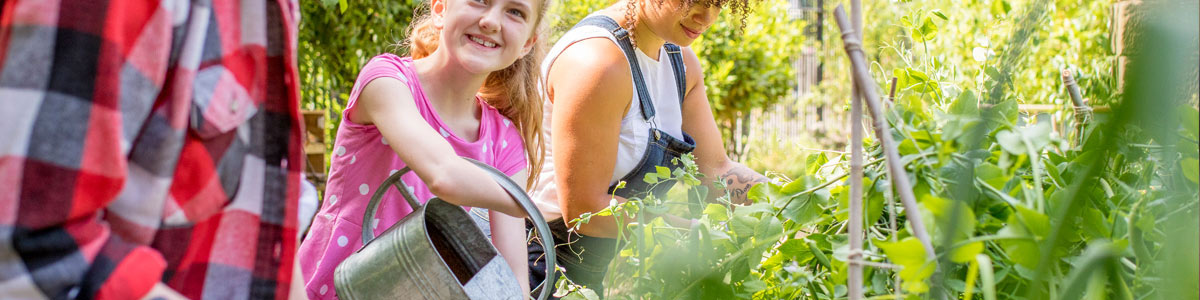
[973,47,988,62]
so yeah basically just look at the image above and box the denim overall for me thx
[527,15,696,296]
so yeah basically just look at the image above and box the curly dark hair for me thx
[622,0,757,49]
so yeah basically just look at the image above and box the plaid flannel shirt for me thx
[0,0,303,299]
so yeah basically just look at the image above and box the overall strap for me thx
[663,43,687,105]
[571,15,656,121]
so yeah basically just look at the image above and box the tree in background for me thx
[300,0,417,155]
[693,0,805,160]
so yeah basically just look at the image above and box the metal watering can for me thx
[334,158,557,300]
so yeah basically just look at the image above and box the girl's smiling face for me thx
[433,0,541,74]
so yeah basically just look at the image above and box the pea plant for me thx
[557,1,1199,299]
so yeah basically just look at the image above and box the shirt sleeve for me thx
[342,54,413,125]
[0,0,168,298]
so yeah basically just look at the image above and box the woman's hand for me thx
[676,46,768,205]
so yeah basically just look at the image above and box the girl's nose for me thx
[479,8,502,34]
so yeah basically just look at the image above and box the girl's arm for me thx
[545,38,636,238]
[677,47,769,205]
[352,77,526,217]
[489,170,531,297]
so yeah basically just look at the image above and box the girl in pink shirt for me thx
[297,0,549,297]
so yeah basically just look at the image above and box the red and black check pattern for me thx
[0,0,303,299]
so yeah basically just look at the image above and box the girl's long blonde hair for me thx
[403,0,550,189]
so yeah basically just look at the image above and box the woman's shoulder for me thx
[548,38,631,90]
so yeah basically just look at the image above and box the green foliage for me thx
[692,0,804,157]
[555,1,1199,299]
[799,0,1121,152]
[544,0,611,42]
[300,1,418,156]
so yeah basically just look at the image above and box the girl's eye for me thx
[507,8,526,19]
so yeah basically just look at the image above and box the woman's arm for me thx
[546,38,636,238]
[490,171,531,297]
[677,47,769,205]
[353,77,526,217]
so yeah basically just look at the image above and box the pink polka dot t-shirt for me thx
[297,54,528,299]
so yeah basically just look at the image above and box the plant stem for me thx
[833,4,938,263]
[773,157,889,218]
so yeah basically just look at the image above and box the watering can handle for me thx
[362,158,559,300]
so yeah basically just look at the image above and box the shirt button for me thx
[229,92,240,113]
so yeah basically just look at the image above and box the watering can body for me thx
[334,198,523,300]
[333,158,557,300]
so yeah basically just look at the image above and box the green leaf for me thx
[918,17,940,41]
[781,176,817,195]
[704,204,730,221]
[1081,208,1110,239]
[950,241,984,263]
[643,172,659,184]
[730,215,757,237]
[990,0,1012,16]
[877,237,936,294]
[777,239,808,257]
[656,166,671,179]
[805,153,829,175]
[975,162,1010,190]
[1182,158,1199,183]
[995,129,1024,155]
[783,193,826,226]
[755,216,783,242]
[1181,105,1199,139]
[949,90,979,116]
[1012,205,1050,238]
[920,195,977,244]
[931,10,949,20]
[338,0,348,13]
[320,0,338,7]
[1043,159,1066,187]
[996,206,1050,268]
[748,182,781,203]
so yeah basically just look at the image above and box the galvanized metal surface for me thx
[334,158,557,300]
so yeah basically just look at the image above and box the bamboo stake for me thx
[888,77,898,103]
[847,0,866,299]
[832,5,937,262]
[885,78,902,298]
[1061,69,1092,147]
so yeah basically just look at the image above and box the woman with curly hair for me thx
[527,0,768,295]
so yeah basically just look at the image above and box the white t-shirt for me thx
[531,19,687,221]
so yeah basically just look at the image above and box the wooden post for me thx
[1061,70,1092,147]
[832,5,938,263]
[847,0,865,298]
[302,110,328,194]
